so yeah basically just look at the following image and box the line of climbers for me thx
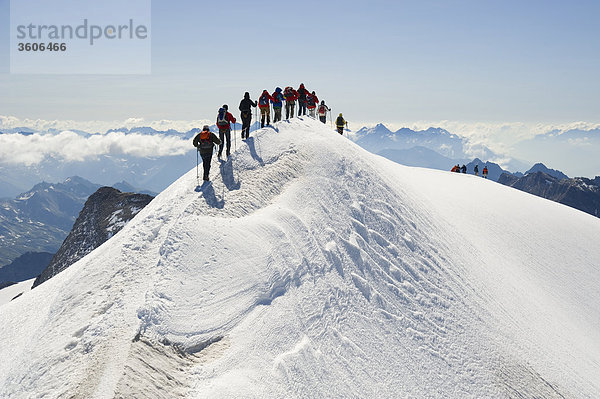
[255,84,330,127]
[193,83,349,182]
[451,164,488,178]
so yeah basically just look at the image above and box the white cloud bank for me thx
[2,115,599,168]
[0,130,193,166]
[0,115,219,166]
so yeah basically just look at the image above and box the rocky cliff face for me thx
[33,187,154,288]
[498,172,600,218]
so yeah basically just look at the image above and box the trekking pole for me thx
[196,148,199,186]
[233,124,237,152]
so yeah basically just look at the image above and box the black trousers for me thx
[241,111,251,138]
[218,129,231,156]
[337,127,344,135]
[319,115,326,123]
[286,102,295,119]
[298,101,307,116]
[200,150,213,180]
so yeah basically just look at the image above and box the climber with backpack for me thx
[297,83,310,116]
[318,101,330,124]
[193,125,221,182]
[483,166,489,179]
[336,113,346,135]
[258,89,274,128]
[271,87,285,123]
[284,86,298,119]
[239,92,257,140]
[307,91,318,118]
[216,105,236,158]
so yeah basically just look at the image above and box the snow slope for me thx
[0,278,34,306]
[0,118,599,398]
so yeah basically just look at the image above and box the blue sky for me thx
[1,0,599,126]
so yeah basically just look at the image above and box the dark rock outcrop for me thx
[498,172,600,218]
[33,187,154,287]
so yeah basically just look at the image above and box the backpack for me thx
[217,108,229,128]
[298,89,307,101]
[199,130,213,149]
[336,116,344,127]
[259,94,269,106]
[318,104,327,115]
[307,95,315,107]
[284,87,293,100]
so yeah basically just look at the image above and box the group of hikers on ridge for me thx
[452,164,488,178]
[193,83,349,182]
[240,83,335,130]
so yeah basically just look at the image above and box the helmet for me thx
[202,125,210,131]
[321,100,324,104]
[339,113,343,117]
[223,104,228,110]
[244,92,250,99]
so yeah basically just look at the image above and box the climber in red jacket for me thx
[284,86,298,119]
[258,89,274,128]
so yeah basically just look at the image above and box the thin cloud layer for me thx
[0,115,212,134]
[2,115,599,172]
[357,120,600,156]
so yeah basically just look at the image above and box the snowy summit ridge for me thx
[0,118,599,398]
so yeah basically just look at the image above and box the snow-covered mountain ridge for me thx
[0,118,598,398]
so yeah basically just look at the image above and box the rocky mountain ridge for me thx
[33,187,154,287]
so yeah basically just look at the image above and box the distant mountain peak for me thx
[525,163,568,180]
[357,123,393,136]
